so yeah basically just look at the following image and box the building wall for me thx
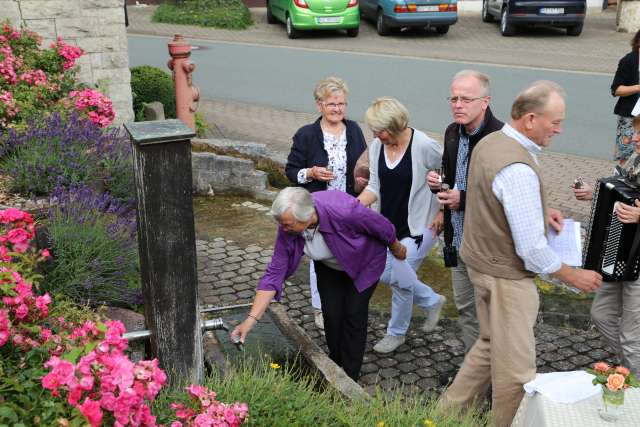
[1,0,134,124]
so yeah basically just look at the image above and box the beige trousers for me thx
[440,266,539,427]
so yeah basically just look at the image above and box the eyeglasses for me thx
[446,96,485,105]
[322,102,347,109]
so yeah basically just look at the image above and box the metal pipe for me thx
[199,303,253,313]
[122,317,233,342]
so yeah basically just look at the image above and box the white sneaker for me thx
[373,334,406,354]
[422,295,446,332]
[314,309,324,330]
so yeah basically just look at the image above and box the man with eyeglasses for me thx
[427,70,504,353]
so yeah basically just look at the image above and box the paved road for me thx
[128,7,627,74]
[129,34,615,160]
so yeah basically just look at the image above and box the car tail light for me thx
[438,4,448,11]
[293,0,309,8]
[448,4,457,11]
[347,0,358,7]
[394,3,417,12]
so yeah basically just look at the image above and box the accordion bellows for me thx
[583,176,640,281]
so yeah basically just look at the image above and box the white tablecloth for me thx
[512,388,640,427]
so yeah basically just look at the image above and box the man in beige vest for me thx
[439,81,603,427]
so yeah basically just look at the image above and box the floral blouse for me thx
[297,129,348,192]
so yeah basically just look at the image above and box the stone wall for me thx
[618,1,640,33]
[1,0,134,123]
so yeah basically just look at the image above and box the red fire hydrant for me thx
[167,34,199,131]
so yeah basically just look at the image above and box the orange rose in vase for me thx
[607,373,626,391]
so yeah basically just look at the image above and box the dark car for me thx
[481,0,586,36]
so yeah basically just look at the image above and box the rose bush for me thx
[0,207,248,426]
[0,22,114,129]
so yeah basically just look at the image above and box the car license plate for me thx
[417,5,439,12]
[540,7,564,14]
[317,17,341,24]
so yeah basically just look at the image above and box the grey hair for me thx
[511,80,566,120]
[270,187,315,222]
[452,70,491,97]
[313,76,349,102]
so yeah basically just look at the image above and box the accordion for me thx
[583,176,640,281]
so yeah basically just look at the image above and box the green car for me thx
[267,0,360,39]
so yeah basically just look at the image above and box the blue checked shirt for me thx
[451,124,482,249]
[492,124,562,274]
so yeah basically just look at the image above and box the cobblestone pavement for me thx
[196,208,618,395]
[128,6,626,74]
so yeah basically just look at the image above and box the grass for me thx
[152,0,253,30]
[153,356,491,426]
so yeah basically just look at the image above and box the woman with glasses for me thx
[285,77,367,331]
[357,97,446,354]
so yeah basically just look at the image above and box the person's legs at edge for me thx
[451,259,479,352]
[315,261,347,369]
[591,281,623,361]
[619,280,640,375]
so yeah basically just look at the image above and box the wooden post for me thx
[124,119,202,385]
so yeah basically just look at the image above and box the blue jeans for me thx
[380,229,440,336]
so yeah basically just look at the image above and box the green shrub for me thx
[152,0,253,30]
[130,65,176,121]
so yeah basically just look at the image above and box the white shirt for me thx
[297,129,348,192]
[302,227,343,271]
[492,124,562,274]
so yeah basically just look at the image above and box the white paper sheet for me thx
[523,371,601,404]
[547,219,582,267]
[632,96,640,117]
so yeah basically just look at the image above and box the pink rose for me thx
[593,362,611,374]
[615,366,631,377]
[607,373,626,391]
[78,398,103,427]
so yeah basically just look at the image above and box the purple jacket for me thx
[257,191,396,300]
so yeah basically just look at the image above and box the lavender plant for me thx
[0,112,134,203]
[43,185,141,308]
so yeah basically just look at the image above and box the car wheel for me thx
[500,7,516,36]
[266,1,277,24]
[566,22,583,36]
[482,0,493,23]
[286,14,300,39]
[435,25,449,34]
[346,27,359,37]
[376,10,390,36]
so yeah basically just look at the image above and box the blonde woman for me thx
[358,97,446,354]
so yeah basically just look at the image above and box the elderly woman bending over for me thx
[231,187,406,381]
[357,97,446,354]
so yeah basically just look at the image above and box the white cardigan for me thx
[365,128,443,237]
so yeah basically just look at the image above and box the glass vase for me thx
[599,386,625,422]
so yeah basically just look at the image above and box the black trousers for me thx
[315,261,377,381]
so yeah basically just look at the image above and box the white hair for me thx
[453,70,491,97]
[270,187,315,222]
